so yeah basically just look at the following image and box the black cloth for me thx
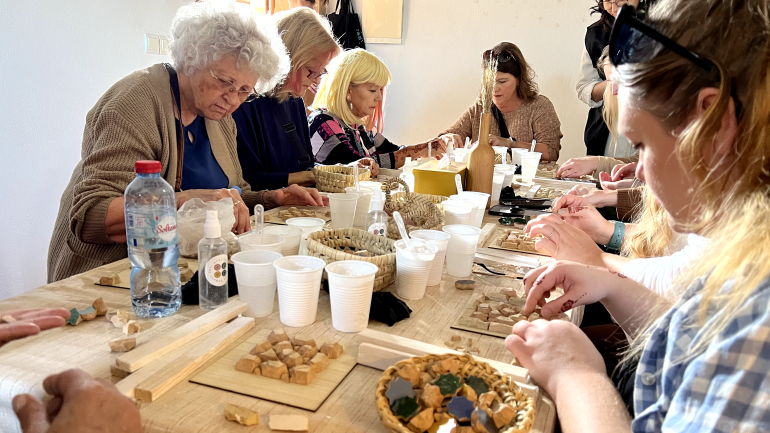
[328,0,366,50]
[583,22,612,156]
[181,264,239,305]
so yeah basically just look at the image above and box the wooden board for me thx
[190,329,358,412]
[488,227,551,257]
[95,261,198,290]
[115,300,247,372]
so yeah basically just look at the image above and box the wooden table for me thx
[0,212,556,433]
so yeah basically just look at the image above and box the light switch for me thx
[145,34,160,54]
[159,37,171,56]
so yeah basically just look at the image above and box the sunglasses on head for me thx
[609,4,715,72]
[483,49,515,64]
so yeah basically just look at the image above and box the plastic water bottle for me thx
[198,210,229,310]
[365,190,388,237]
[124,160,181,318]
[399,157,415,192]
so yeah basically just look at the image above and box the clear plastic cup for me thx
[492,146,509,164]
[286,217,326,255]
[491,172,505,202]
[520,152,543,183]
[273,256,326,327]
[238,233,285,253]
[359,181,384,205]
[512,148,529,166]
[263,225,303,256]
[442,224,482,277]
[325,260,378,333]
[454,148,469,163]
[345,187,373,228]
[328,193,358,229]
[409,230,451,287]
[442,199,474,226]
[231,250,282,317]
[454,192,490,227]
[394,239,438,300]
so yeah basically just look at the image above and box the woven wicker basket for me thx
[382,177,446,240]
[305,228,396,291]
[314,165,371,193]
[375,353,536,433]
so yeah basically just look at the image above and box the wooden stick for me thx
[477,222,497,247]
[133,316,255,402]
[115,300,247,372]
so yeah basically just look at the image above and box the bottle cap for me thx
[135,160,161,174]
[370,189,384,211]
[203,210,221,239]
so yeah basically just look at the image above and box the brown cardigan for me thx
[48,64,268,283]
[441,95,563,161]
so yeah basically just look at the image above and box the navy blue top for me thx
[232,96,313,190]
[180,116,229,191]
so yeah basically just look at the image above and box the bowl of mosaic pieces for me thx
[455,290,569,337]
[375,353,536,433]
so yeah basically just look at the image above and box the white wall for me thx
[351,0,595,160]
[0,0,186,300]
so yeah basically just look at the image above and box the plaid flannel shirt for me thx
[633,276,770,432]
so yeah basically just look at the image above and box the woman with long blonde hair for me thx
[510,0,770,430]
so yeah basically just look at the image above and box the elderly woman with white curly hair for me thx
[47,2,326,283]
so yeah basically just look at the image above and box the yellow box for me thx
[413,159,467,197]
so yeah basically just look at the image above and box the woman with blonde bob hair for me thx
[233,7,340,190]
[507,0,770,431]
[309,49,444,173]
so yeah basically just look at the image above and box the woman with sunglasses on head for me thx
[508,1,770,431]
[232,7,340,190]
[47,3,324,283]
[439,43,562,161]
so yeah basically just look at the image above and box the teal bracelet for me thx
[605,220,626,250]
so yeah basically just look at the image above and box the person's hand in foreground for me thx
[0,309,70,348]
[549,195,615,245]
[524,213,605,266]
[13,369,142,433]
[566,185,619,208]
[267,184,328,207]
[556,156,599,178]
[351,158,380,177]
[600,172,636,190]
[610,162,638,182]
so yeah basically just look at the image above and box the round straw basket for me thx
[305,228,396,291]
[314,165,371,193]
[382,177,446,240]
[375,353,536,433]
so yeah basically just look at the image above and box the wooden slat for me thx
[133,317,255,402]
[115,300,247,372]
[477,222,497,247]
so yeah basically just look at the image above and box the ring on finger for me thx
[547,227,556,239]
[233,200,243,208]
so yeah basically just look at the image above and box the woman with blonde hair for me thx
[233,7,340,190]
[509,0,770,430]
[309,49,444,172]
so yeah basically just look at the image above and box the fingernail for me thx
[12,395,26,413]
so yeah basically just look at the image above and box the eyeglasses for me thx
[305,66,328,81]
[609,4,715,73]
[603,0,625,7]
[482,49,515,64]
[209,69,259,102]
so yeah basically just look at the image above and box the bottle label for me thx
[205,254,228,287]
[126,212,177,249]
[367,223,387,237]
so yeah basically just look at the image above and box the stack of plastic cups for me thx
[273,256,326,327]
[442,199,474,226]
[394,238,438,300]
[231,250,282,317]
[345,187,373,228]
[328,193,358,229]
[286,217,326,255]
[409,230,451,287]
[520,152,543,184]
[442,225,483,277]
[491,172,505,202]
[359,181,384,207]
[458,192,490,227]
[238,233,285,253]
[449,195,477,226]
[263,225,303,256]
[326,260,379,333]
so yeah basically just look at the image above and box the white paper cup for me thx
[326,260,378,333]
[232,250,282,317]
[491,172,505,202]
[442,224,482,277]
[263,225,303,256]
[394,239,438,300]
[345,187,373,228]
[238,233,285,253]
[520,152,543,184]
[442,199,474,226]
[359,181,384,205]
[512,148,529,166]
[273,256,326,327]
[328,193,358,229]
[455,192,490,227]
[409,230,451,287]
[286,217,326,255]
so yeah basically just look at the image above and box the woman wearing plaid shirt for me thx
[507,0,770,432]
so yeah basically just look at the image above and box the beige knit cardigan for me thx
[48,63,268,283]
[441,95,563,161]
